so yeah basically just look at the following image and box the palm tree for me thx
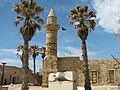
[39,47,46,69]
[29,45,40,85]
[16,45,24,63]
[114,29,120,38]
[68,5,96,90]
[114,18,120,38]
[39,47,46,59]
[12,0,44,90]
[29,45,40,74]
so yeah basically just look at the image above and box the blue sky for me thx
[0,0,120,72]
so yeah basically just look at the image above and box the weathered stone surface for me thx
[49,71,76,82]
[57,58,120,86]
[88,59,120,85]
[58,57,83,86]
[43,56,58,72]
[48,71,77,90]
[0,65,34,85]
[42,9,60,87]
[41,8,120,87]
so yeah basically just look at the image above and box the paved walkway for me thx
[78,85,118,90]
[4,84,48,90]
[2,84,120,90]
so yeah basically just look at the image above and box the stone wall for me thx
[58,57,83,86]
[57,57,120,86]
[0,65,34,85]
[89,59,120,85]
[40,8,120,87]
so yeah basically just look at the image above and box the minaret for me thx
[45,9,59,57]
[42,9,60,87]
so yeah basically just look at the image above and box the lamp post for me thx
[0,63,6,87]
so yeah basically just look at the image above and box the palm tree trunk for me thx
[33,56,36,85]
[22,40,29,90]
[82,40,91,90]
[33,56,36,74]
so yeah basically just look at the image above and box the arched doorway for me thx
[12,77,16,84]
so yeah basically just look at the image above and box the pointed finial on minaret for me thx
[48,9,56,17]
[47,9,57,24]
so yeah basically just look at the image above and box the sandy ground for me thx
[2,84,120,90]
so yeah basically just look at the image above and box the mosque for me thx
[0,9,120,87]
[40,9,120,87]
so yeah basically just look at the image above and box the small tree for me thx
[114,18,120,38]
[39,47,46,59]
[29,45,40,74]
[16,45,24,64]
[29,45,40,85]
[39,47,46,69]
[114,30,120,38]
[68,5,96,90]
[12,0,44,90]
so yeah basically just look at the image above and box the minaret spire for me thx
[42,9,60,87]
[47,9,57,24]
[48,9,56,17]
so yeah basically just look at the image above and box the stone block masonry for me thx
[48,71,77,90]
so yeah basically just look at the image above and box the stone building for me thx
[88,59,120,85]
[58,58,120,86]
[0,65,34,85]
[41,9,120,87]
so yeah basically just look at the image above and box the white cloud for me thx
[0,48,42,72]
[0,49,17,54]
[0,49,20,66]
[92,0,120,33]
[53,0,88,14]
[58,46,81,57]
[29,58,42,73]
[0,0,16,3]
[0,58,21,67]
[58,46,99,59]
[0,57,42,72]
[0,0,17,7]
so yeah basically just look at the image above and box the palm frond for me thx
[12,7,21,14]
[68,5,96,40]
[84,5,89,12]
[88,11,96,18]
[70,21,74,25]
[13,4,20,8]
[16,16,24,21]
[17,44,24,51]
[13,0,44,41]
[29,45,40,57]
[114,29,120,38]
[16,44,24,60]
[70,9,77,15]
[35,23,41,30]
[86,19,96,31]
[34,16,44,24]
[30,0,37,9]
[14,21,20,26]
[39,47,46,54]
[34,6,44,15]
